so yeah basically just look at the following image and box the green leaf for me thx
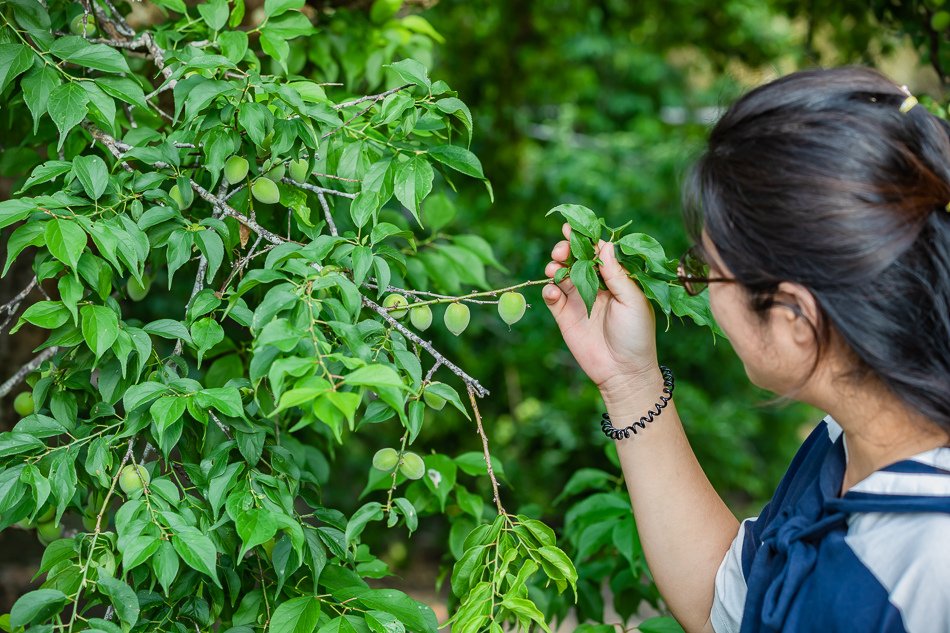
[435,97,473,142]
[498,598,551,633]
[16,301,70,331]
[638,617,686,633]
[428,145,484,179]
[237,102,271,146]
[537,545,578,593]
[386,59,431,90]
[0,432,44,458]
[0,43,34,94]
[370,0,402,24]
[143,319,193,344]
[616,233,669,274]
[58,39,131,73]
[47,83,89,151]
[73,154,110,200]
[569,259,600,318]
[150,396,186,433]
[123,382,167,412]
[422,380,470,420]
[81,305,119,360]
[59,274,82,325]
[194,387,244,417]
[152,541,180,594]
[9,589,68,629]
[169,523,219,585]
[356,589,438,633]
[97,576,140,628]
[394,155,433,228]
[269,596,321,633]
[392,497,417,533]
[0,198,36,231]
[344,364,410,391]
[197,0,229,30]
[195,228,224,283]
[191,317,224,365]
[236,508,278,558]
[18,160,71,194]
[265,0,305,17]
[45,218,86,270]
[22,65,61,134]
[546,204,601,240]
[365,610,405,633]
[96,77,149,111]
[344,501,383,546]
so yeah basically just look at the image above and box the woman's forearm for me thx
[601,368,740,633]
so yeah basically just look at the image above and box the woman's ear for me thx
[772,281,821,346]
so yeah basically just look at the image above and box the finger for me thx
[544,261,564,278]
[551,240,570,263]
[561,222,571,240]
[596,241,643,307]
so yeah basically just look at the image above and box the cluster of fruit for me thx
[372,448,425,480]
[167,155,311,210]
[381,290,527,335]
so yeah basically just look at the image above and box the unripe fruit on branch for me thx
[265,163,286,181]
[498,291,526,325]
[423,383,446,410]
[169,184,189,209]
[36,520,61,545]
[444,303,470,336]
[69,14,97,36]
[372,448,399,471]
[399,452,425,480]
[224,155,249,184]
[251,177,280,204]
[36,505,55,524]
[382,293,409,319]
[288,158,309,182]
[118,464,151,495]
[409,304,433,331]
[127,276,151,301]
[933,11,950,30]
[13,391,34,416]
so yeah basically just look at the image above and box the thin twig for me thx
[283,177,357,200]
[68,438,135,633]
[467,385,505,514]
[333,84,413,110]
[209,411,233,440]
[315,190,338,236]
[0,276,38,334]
[424,360,442,384]
[0,347,59,398]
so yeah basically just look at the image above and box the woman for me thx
[542,66,950,633]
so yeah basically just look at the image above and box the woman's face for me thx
[700,230,818,397]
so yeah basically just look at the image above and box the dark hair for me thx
[683,66,950,435]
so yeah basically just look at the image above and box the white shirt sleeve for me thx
[710,517,756,633]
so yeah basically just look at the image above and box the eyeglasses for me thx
[676,245,736,296]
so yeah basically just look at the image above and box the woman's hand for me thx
[542,222,660,398]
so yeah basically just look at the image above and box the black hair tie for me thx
[601,365,675,440]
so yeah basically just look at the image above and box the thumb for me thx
[597,241,641,307]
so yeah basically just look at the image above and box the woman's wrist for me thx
[598,364,665,413]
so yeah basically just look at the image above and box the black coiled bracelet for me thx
[600,365,675,440]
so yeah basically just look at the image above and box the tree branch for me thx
[467,384,505,514]
[0,276,38,334]
[315,190,338,236]
[283,177,357,200]
[0,347,59,398]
